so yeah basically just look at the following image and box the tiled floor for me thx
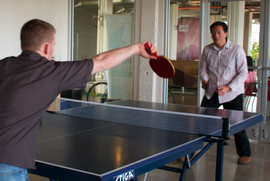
[137,139,270,181]
[29,138,270,181]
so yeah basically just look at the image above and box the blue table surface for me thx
[35,99,262,178]
[36,111,204,175]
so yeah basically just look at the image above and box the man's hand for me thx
[139,42,157,59]
[216,86,231,96]
[201,80,207,90]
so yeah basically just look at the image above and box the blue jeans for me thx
[0,163,30,181]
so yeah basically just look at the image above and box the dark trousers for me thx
[201,93,251,157]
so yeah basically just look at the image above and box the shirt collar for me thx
[19,50,45,60]
[224,39,232,49]
[212,39,231,51]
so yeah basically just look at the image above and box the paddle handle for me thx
[145,43,157,57]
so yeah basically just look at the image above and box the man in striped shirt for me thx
[199,21,250,165]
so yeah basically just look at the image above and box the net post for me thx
[221,118,230,140]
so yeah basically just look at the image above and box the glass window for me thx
[70,0,134,103]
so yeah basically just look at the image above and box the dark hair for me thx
[20,19,56,51]
[210,21,228,33]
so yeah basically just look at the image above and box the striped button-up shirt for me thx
[199,40,248,104]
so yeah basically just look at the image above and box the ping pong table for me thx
[29,98,263,181]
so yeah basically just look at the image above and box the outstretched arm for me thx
[91,42,157,74]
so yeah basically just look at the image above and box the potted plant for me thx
[250,42,259,66]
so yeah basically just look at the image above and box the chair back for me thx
[172,69,197,87]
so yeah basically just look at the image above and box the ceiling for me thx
[173,0,261,20]
[74,0,134,14]
[74,0,261,19]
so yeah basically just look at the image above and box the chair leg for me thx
[251,96,256,112]
[180,87,195,96]
[181,87,185,96]
[244,96,250,112]
[243,96,247,111]
[246,96,251,112]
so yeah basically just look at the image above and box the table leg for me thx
[179,155,189,181]
[215,141,224,181]
[143,172,148,181]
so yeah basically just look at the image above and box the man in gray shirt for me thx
[0,19,157,180]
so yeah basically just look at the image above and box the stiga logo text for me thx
[113,170,135,181]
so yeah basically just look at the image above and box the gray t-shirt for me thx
[0,50,93,169]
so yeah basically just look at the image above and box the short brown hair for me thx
[20,19,56,51]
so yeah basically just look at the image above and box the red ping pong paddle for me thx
[144,43,175,79]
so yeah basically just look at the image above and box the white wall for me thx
[0,0,69,61]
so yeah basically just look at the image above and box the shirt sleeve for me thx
[227,47,248,91]
[199,47,209,82]
[59,59,94,92]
